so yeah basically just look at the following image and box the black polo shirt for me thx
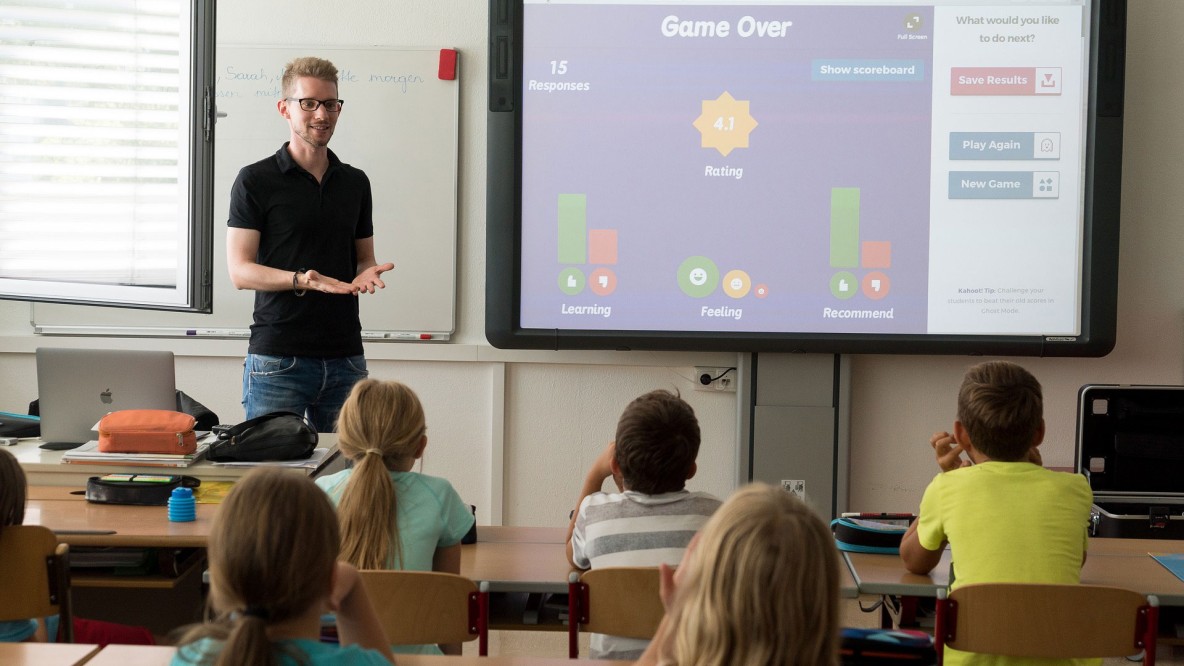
[228,143,374,357]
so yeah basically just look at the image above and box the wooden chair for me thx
[933,583,1159,665]
[0,525,73,642]
[357,570,488,655]
[567,567,664,659]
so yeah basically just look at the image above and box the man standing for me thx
[227,56,393,432]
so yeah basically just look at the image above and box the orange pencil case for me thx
[97,409,197,455]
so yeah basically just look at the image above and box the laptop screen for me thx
[36,348,177,446]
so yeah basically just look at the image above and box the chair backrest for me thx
[934,583,1158,665]
[357,570,485,653]
[568,567,665,658]
[0,525,73,642]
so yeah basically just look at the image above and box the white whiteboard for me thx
[34,46,458,339]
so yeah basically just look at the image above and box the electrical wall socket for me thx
[693,366,736,392]
[781,479,806,500]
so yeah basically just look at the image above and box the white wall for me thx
[0,1,1178,524]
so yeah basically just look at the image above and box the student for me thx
[173,467,393,666]
[0,448,155,646]
[637,482,841,666]
[314,379,474,655]
[899,360,1094,666]
[566,389,722,660]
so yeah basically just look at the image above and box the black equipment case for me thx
[1075,385,1184,539]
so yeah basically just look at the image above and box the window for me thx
[0,0,214,311]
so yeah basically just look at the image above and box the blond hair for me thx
[0,448,26,527]
[281,56,338,98]
[335,379,427,569]
[957,360,1043,461]
[657,483,840,666]
[175,468,339,666]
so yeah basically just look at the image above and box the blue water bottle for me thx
[168,486,196,522]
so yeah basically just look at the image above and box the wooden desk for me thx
[843,537,1184,606]
[461,540,574,593]
[26,491,215,548]
[477,525,566,544]
[24,499,569,581]
[24,483,214,632]
[462,526,863,597]
[22,500,577,593]
[0,642,100,666]
[23,491,863,600]
[10,434,341,486]
[85,645,628,665]
[22,499,573,587]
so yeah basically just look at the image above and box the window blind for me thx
[0,0,213,310]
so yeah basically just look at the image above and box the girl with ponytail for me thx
[315,379,474,655]
[173,467,392,666]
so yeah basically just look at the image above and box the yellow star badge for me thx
[693,91,758,157]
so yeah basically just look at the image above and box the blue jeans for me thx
[241,354,368,432]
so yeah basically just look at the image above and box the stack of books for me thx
[61,440,210,468]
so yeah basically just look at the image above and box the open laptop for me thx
[36,348,177,449]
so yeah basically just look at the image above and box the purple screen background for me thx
[520,4,935,333]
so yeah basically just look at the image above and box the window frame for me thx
[0,0,215,313]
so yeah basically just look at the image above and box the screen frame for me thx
[486,0,1126,356]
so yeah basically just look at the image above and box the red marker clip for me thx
[438,49,458,81]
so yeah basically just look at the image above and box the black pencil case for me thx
[831,517,911,554]
[86,474,200,506]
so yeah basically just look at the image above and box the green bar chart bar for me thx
[558,194,587,264]
[830,188,860,268]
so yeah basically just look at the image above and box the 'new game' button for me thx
[949,171,1060,199]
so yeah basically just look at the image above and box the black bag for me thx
[176,390,220,431]
[208,412,318,462]
[0,410,40,438]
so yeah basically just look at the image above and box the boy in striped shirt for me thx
[566,389,722,660]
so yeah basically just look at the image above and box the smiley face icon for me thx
[677,256,719,298]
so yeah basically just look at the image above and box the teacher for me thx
[226,56,394,432]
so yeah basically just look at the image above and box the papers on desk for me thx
[61,440,210,468]
[1151,552,1184,582]
[208,447,331,470]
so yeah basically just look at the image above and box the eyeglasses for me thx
[285,98,345,112]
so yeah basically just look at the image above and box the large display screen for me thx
[487,0,1126,355]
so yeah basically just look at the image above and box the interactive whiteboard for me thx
[34,46,459,340]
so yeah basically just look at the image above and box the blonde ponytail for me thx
[334,379,426,569]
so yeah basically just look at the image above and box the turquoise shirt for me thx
[0,619,37,643]
[171,637,389,666]
[316,468,473,655]
[315,468,473,571]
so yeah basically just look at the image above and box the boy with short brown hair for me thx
[565,389,721,660]
[900,360,1093,665]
